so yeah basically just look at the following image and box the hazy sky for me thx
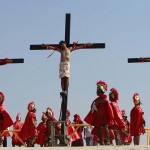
[0,0,150,146]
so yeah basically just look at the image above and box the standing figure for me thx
[120,110,132,145]
[0,91,13,146]
[19,101,37,147]
[71,114,84,146]
[84,126,93,146]
[130,93,145,145]
[36,112,48,147]
[45,107,61,146]
[12,113,24,147]
[109,88,125,145]
[42,41,92,96]
[66,110,80,145]
[84,80,114,145]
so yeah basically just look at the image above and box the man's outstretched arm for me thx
[41,44,58,51]
[71,42,93,51]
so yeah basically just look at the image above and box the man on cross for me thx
[42,40,92,96]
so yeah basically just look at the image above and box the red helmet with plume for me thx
[110,88,119,100]
[97,80,107,92]
[121,109,127,117]
[66,109,71,117]
[46,107,54,118]
[132,93,140,103]
[27,101,35,111]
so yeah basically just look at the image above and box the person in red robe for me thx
[84,80,114,145]
[71,114,84,146]
[66,110,80,145]
[36,112,48,147]
[109,88,125,145]
[130,93,145,145]
[45,107,61,146]
[19,101,37,147]
[0,91,13,146]
[120,110,132,145]
[0,58,12,65]
[12,113,24,147]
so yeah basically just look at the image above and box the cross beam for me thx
[0,58,24,65]
[128,57,150,63]
[30,13,105,50]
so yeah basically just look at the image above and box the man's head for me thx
[96,80,107,96]
[133,93,141,105]
[46,107,54,118]
[66,109,70,118]
[16,113,21,121]
[58,40,66,49]
[109,88,119,102]
[28,101,36,113]
[121,110,127,120]
[41,112,48,122]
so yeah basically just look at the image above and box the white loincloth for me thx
[59,62,70,78]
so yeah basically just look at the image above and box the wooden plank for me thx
[128,57,150,63]
[0,58,24,63]
[30,44,58,50]
[65,13,71,46]
[69,43,105,49]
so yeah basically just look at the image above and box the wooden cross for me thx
[0,58,24,65]
[128,57,150,63]
[30,13,105,124]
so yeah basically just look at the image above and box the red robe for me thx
[71,120,84,146]
[120,120,132,144]
[66,118,80,142]
[84,94,114,127]
[110,102,125,129]
[12,121,24,145]
[19,112,37,141]
[0,104,13,136]
[130,106,145,136]
[0,58,9,65]
[36,122,47,145]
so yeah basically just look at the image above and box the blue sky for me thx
[0,0,150,145]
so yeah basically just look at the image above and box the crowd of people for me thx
[84,80,146,146]
[0,35,147,148]
[0,80,146,147]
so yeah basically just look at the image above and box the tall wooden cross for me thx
[30,13,105,124]
[128,57,150,63]
[0,58,24,65]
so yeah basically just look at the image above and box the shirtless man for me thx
[42,41,92,96]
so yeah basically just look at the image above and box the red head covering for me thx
[74,114,82,124]
[16,113,21,121]
[110,88,119,100]
[27,101,35,111]
[132,93,140,103]
[46,107,54,118]
[41,112,48,120]
[121,110,127,117]
[66,109,71,117]
[0,91,5,104]
[97,80,107,91]
[16,113,21,118]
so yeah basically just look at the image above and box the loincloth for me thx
[59,62,70,78]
